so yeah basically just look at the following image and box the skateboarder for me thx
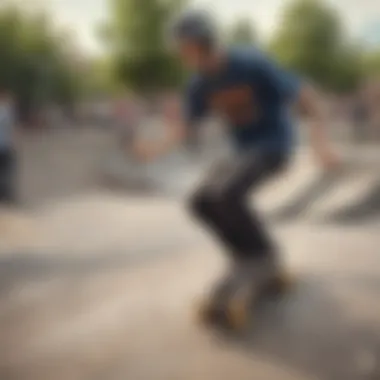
[133,11,339,329]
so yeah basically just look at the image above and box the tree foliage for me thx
[363,50,380,78]
[0,4,83,120]
[269,0,363,92]
[102,0,186,94]
[228,19,256,45]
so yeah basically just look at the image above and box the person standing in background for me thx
[113,95,141,155]
[367,80,380,141]
[351,88,370,145]
[0,90,17,204]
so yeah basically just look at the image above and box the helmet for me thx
[170,10,218,47]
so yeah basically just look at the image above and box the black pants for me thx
[188,150,288,260]
[0,148,16,204]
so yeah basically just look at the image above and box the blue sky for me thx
[32,0,380,53]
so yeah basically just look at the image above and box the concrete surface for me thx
[0,129,379,380]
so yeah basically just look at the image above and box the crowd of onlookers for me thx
[328,81,380,143]
[0,81,378,205]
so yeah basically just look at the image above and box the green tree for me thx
[269,0,362,92]
[363,50,380,78]
[82,57,121,96]
[102,0,186,94]
[228,19,256,45]
[330,45,364,92]
[0,3,85,120]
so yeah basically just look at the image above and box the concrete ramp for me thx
[2,131,378,379]
[0,208,43,253]
[0,195,380,380]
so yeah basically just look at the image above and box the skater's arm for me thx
[251,54,339,168]
[297,84,340,170]
[131,120,188,162]
[133,81,207,162]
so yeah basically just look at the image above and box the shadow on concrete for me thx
[216,274,380,380]
[1,249,380,379]
[0,243,195,294]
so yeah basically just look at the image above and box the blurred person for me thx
[368,80,380,141]
[133,11,339,330]
[0,90,17,204]
[114,95,143,155]
[351,89,370,144]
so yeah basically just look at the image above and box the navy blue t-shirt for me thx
[185,47,301,153]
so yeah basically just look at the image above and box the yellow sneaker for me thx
[223,254,291,331]
[194,269,237,327]
[225,281,257,331]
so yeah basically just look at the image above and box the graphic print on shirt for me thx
[208,84,260,126]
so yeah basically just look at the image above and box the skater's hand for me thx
[133,122,185,163]
[319,148,342,173]
[132,142,161,163]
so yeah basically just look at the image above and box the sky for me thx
[30,0,380,53]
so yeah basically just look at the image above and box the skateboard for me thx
[195,271,293,332]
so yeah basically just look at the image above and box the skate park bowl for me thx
[1,128,380,380]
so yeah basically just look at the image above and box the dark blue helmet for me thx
[170,10,218,48]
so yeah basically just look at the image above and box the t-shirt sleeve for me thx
[184,79,207,126]
[251,53,301,102]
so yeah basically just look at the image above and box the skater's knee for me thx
[187,182,241,221]
[188,189,217,220]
